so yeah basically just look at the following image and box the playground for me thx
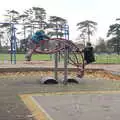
[0,22,120,120]
[0,61,119,120]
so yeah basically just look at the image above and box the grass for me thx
[0,53,120,64]
[16,54,52,61]
[95,54,120,64]
[0,53,52,61]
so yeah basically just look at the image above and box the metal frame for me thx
[54,24,69,84]
[0,22,16,64]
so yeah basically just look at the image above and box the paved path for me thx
[34,93,120,120]
[0,61,120,72]
[0,61,119,120]
[22,91,120,120]
[87,64,120,72]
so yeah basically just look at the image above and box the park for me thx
[0,6,120,120]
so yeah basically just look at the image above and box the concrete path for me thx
[0,61,119,120]
[0,61,120,72]
[22,91,120,120]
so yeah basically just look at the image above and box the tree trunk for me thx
[88,25,90,42]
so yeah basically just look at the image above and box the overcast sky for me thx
[0,0,120,44]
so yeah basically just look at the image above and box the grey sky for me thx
[0,0,120,44]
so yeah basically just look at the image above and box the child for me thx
[25,30,50,61]
[83,42,95,64]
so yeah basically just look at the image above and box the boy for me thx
[25,30,50,61]
[83,42,95,64]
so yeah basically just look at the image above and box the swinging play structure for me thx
[29,24,85,84]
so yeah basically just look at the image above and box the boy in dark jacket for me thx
[83,42,95,64]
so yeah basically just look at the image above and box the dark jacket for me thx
[83,46,95,64]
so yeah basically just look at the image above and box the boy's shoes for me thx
[25,54,31,61]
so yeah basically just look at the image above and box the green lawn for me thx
[0,53,120,64]
[0,54,52,61]
[95,54,120,64]
[16,54,52,61]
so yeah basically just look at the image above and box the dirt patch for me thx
[86,70,120,80]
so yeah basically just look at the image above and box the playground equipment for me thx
[0,22,85,84]
[0,22,16,64]
[33,38,85,84]
[26,24,85,84]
